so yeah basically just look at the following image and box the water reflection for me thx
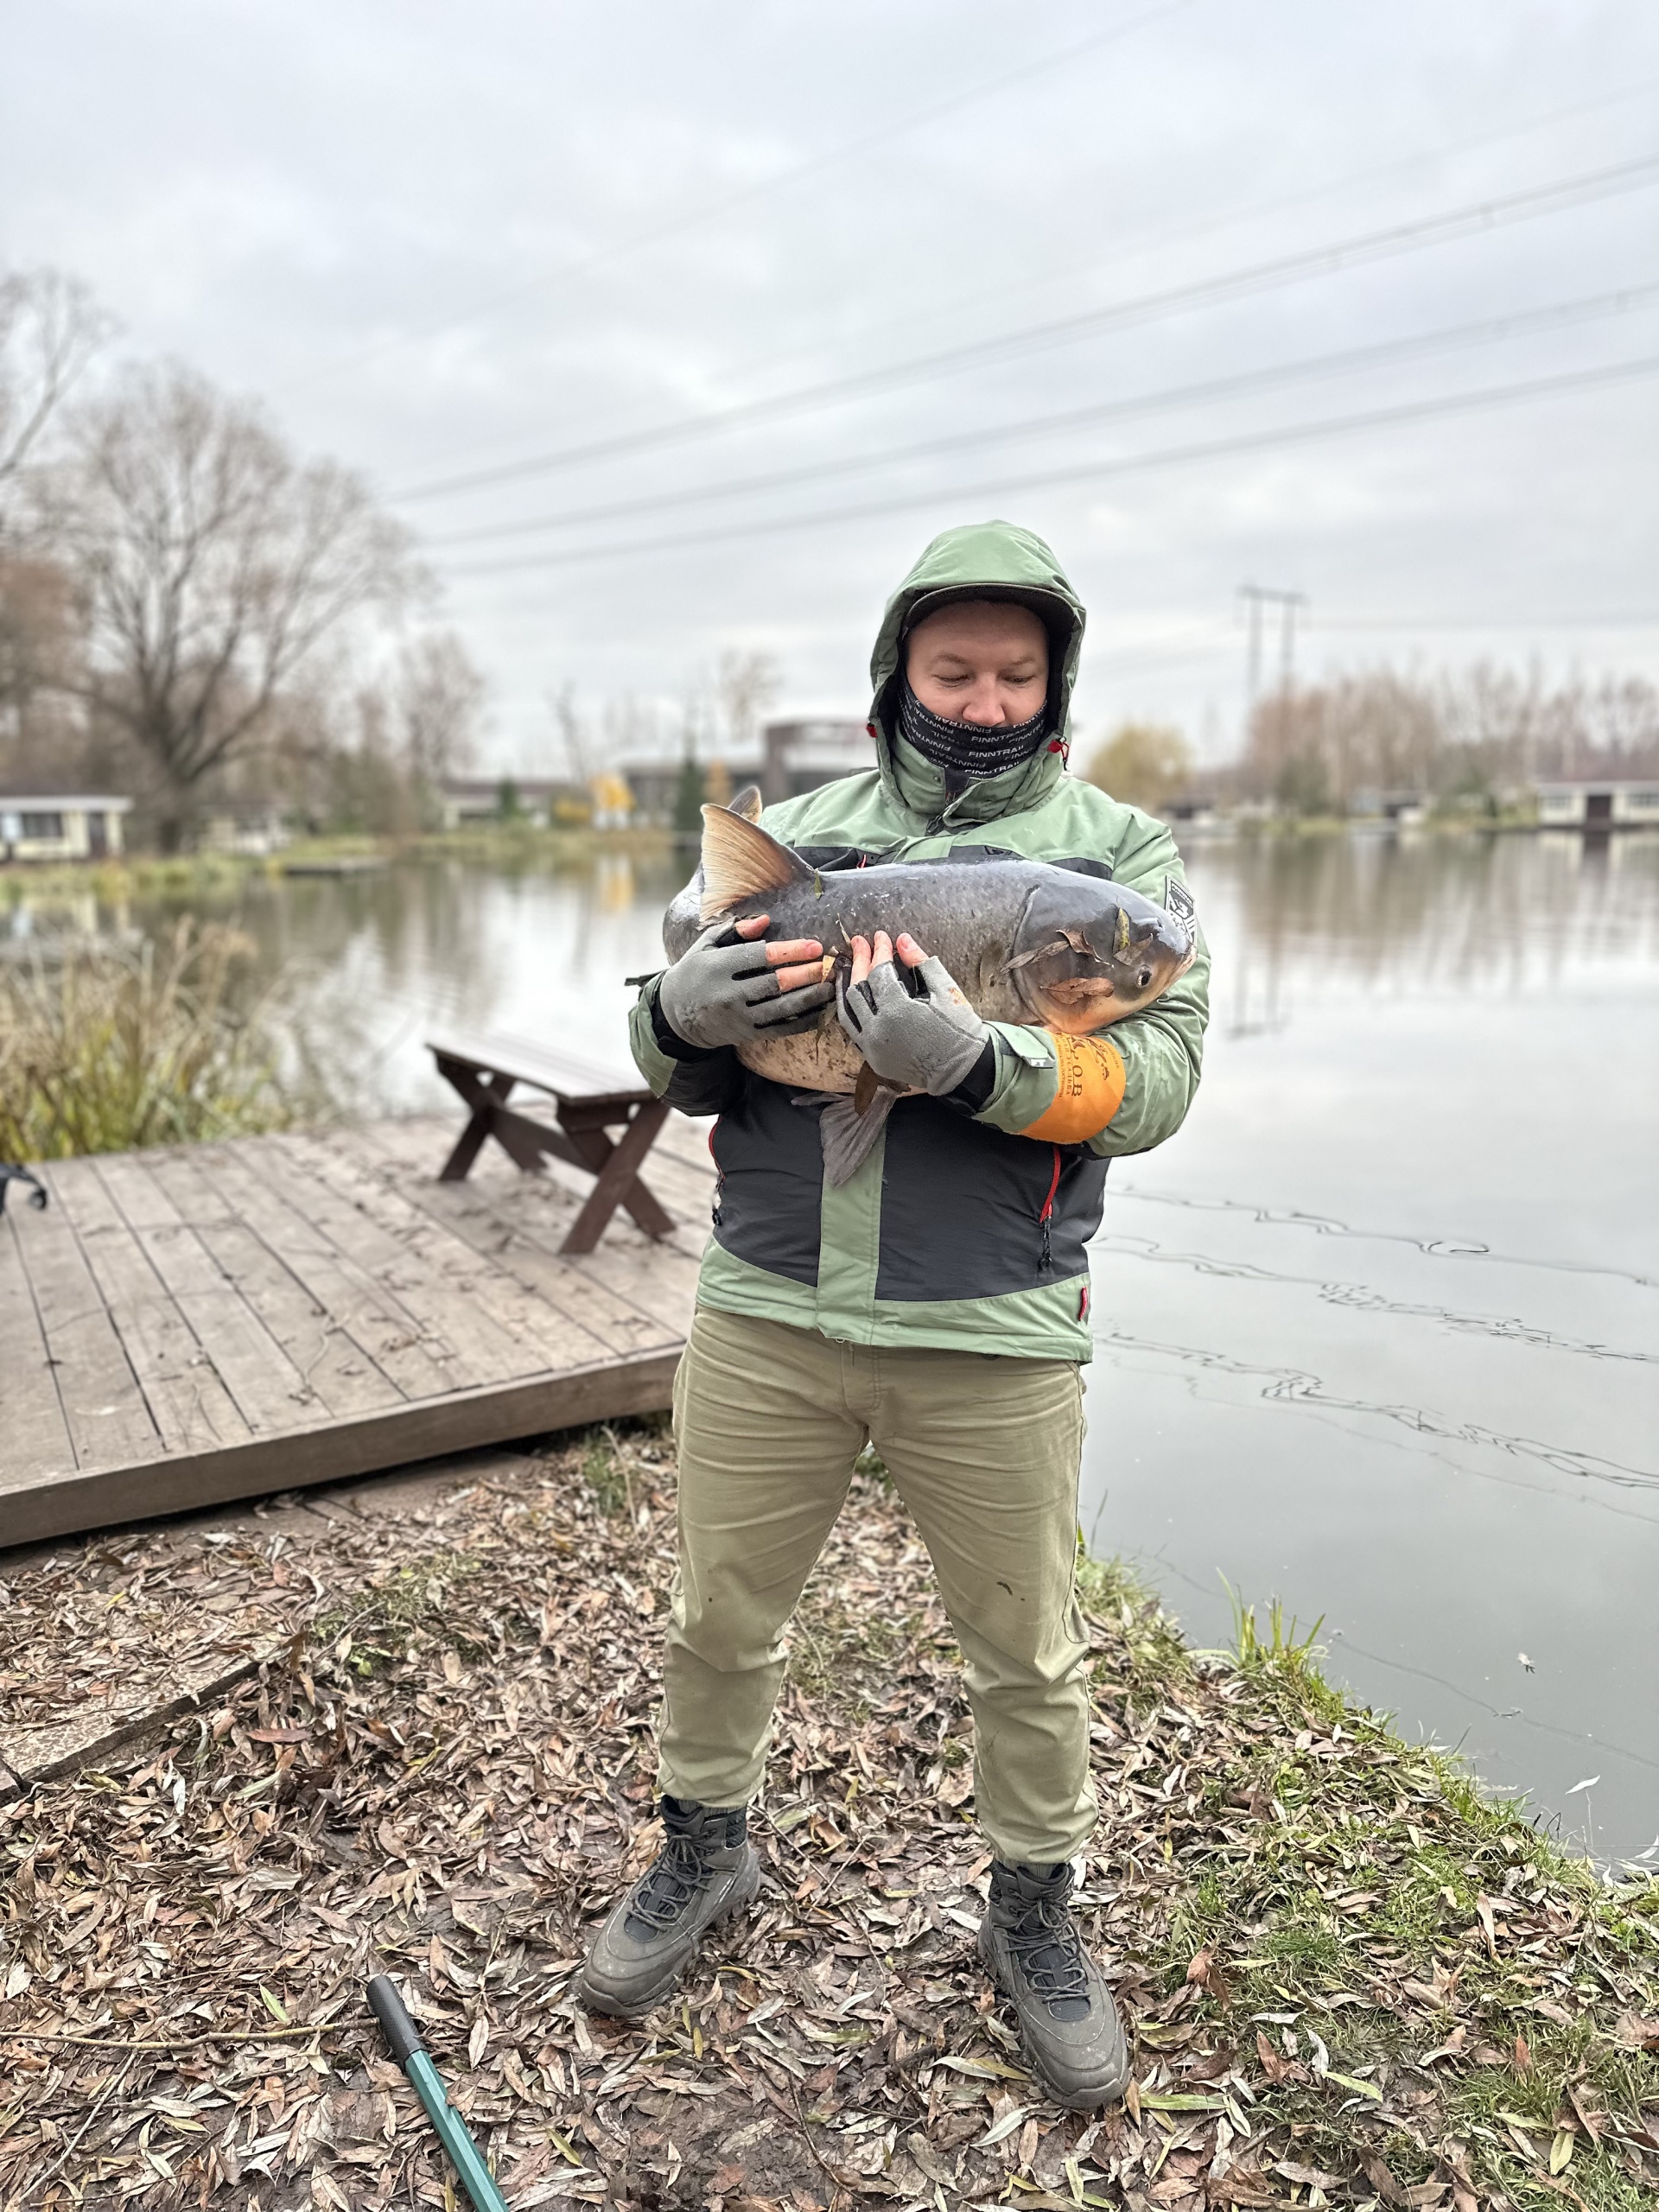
[3,830,1655,1859]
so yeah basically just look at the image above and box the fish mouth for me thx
[1034,976,1121,1032]
[1006,911,1189,1029]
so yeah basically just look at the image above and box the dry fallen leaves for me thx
[2,1427,1656,2212]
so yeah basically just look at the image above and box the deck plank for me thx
[11,1172,161,1472]
[0,1218,77,1484]
[146,1150,405,1421]
[0,1345,681,1548]
[186,1140,477,1402]
[264,1131,546,1389]
[0,1114,701,1548]
[348,1118,693,1357]
[48,1160,252,1459]
[91,1153,324,1437]
[284,1125,626,1374]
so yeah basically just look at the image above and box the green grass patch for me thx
[1081,1575,1659,2209]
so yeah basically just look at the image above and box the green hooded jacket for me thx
[630,520,1211,1362]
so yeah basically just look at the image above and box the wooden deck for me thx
[0,1113,716,1548]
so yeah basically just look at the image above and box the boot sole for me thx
[580,1850,761,2021]
[977,1923,1131,2110]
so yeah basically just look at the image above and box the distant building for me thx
[200,800,292,856]
[0,793,132,863]
[760,719,874,804]
[621,719,874,827]
[1534,778,1659,828]
[437,776,588,830]
[1158,790,1224,829]
[1351,787,1430,824]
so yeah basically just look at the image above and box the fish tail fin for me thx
[818,1088,899,1188]
[699,804,815,923]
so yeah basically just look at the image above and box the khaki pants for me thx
[660,1307,1096,1866]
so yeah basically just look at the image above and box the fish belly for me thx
[736,1025,861,1092]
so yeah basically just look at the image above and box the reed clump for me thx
[0,919,297,1159]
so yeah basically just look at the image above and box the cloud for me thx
[5,0,1656,765]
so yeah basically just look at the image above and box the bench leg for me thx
[437,1072,516,1180]
[559,1099,673,1255]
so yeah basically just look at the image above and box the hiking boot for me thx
[579,1796,760,2019]
[977,1859,1130,2109]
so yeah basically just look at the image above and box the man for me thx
[581,519,1209,2109]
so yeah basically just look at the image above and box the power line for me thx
[275,0,1195,397]
[669,78,1659,450]
[1060,615,1659,680]
[421,285,1659,547]
[436,352,1659,580]
[1315,613,1659,631]
[394,150,1659,505]
[374,72,1659,495]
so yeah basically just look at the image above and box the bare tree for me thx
[0,269,113,533]
[715,647,781,758]
[40,362,423,846]
[396,629,485,795]
[1234,659,1659,814]
[550,680,590,787]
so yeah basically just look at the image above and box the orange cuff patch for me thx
[1019,1033,1127,1142]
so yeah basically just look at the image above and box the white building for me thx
[0,794,132,862]
[1535,778,1659,828]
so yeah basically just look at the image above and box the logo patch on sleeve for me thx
[1164,875,1197,931]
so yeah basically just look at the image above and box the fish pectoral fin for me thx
[697,804,815,923]
[819,1090,899,1187]
[728,782,764,823]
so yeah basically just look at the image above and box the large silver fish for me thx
[664,791,1193,1181]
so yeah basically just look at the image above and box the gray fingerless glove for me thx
[657,921,835,1050]
[836,954,988,1096]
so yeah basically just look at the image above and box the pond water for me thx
[7,828,1657,1865]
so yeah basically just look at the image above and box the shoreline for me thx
[8,816,1657,903]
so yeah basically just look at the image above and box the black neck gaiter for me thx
[898,676,1050,785]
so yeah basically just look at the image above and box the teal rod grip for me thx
[367,1974,512,2212]
[406,2050,512,2212]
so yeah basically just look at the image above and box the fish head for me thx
[1005,873,1193,1032]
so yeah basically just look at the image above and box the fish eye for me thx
[1137,968,1153,989]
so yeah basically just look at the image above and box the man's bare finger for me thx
[895,932,929,968]
[849,934,873,987]
[870,931,895,967]
[772,960,828,994]
[734,913,771,938]
[763,937,823,966]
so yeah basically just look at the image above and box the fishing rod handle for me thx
[366,1974,425,2064]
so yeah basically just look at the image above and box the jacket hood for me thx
[868,519,1087,826]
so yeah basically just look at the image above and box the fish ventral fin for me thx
[699,804,815,923]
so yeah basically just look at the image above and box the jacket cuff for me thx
[943,1037,997,1116]
[968,1024,1060,1135]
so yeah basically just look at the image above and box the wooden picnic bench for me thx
[425,1030,676,1255]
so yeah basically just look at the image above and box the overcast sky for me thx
[4,0,1656,769]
